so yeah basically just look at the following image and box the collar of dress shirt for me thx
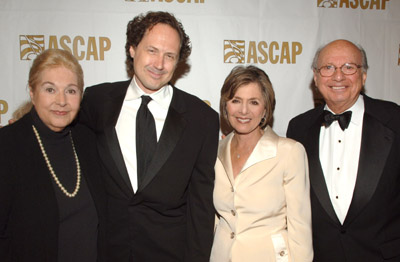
[324,94,365,127]
[125,76,173,110]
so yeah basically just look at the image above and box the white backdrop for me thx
[1,0,399,136]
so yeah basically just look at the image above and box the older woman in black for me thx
[0,49,106,262]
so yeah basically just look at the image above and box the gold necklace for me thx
[32,125,81,198]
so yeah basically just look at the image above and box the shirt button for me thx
[279,250,285,256]
[231,210,236,216]
[230,232,235,239]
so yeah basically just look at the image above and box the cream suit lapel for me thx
[243,127,278,171]
[218,127,279,182]
[218,132,235,185]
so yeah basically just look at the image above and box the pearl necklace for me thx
[32,125,81,198]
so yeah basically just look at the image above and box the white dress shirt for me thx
[319,95,364,224]
[115,77,173,191]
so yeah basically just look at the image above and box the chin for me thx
[234,128,255,135]
[52,120,72,130]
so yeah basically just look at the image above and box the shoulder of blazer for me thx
[83,79,132,101]
[0,112,34,147]
[170,85,218,118]
[363,94,400,130]
[288,104,324,137]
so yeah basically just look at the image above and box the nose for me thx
[56,92,67,106]
[239,103,248,114]
[332,67,345,81]
[153,54,164,70]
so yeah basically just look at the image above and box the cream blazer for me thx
[210,127,313,262]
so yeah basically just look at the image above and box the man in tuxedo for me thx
[80,11,219,261]
[287,39,400,261]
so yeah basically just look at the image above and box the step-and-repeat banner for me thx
[1,0,399,135]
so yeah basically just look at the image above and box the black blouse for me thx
[31,109,98,262]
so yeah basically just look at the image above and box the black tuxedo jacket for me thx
[0,112,107,262]
[80,80,219,262]
[287,94,400,262]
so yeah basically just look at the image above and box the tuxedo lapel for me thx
[100,82,128,127]
[137,88,187,192]
[99,127,133,194]
[344,105,394,225]
[96,81,133,196]
[306,109,341,225]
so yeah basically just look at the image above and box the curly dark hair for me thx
[125,11,192,78]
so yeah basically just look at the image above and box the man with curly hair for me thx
[80,11,219,262]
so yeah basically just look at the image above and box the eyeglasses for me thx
[316,63,362,77]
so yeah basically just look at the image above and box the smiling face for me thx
[129,23,180,94]
[29,66,81,132]
[314,40,367,113]
[226,82,266,136]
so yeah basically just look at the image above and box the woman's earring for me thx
[260,115,266,125]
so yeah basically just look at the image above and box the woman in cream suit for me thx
[210,65,313,262]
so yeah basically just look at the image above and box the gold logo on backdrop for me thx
[0,100,8,123]
[224,40,302,64]
[20,35,45,60]
[19,35,111,61]
[224,40,245,64]
[124,0,204,3]
[398,44,400,66]
[317,0,390,9]
[203,100,211,107]
[317,0,337,8]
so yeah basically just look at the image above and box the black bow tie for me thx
[322,110,352,131]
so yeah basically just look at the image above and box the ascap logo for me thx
[224,40,245,63]
[317,0,390,9]
[318,0,337,7]
[0,100,8,123]
[19,35,111,61]
[20,35,45,60]
[125,0,204,3]
[224,40,302,64]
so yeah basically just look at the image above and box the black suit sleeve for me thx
[79,86,96,131]
[185,111,219,262]
[286,118,298,141]
[0,128,13,261]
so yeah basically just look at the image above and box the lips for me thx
[331,86,346,90]
[147,67,165,79]
[52,110,68,116]
[237,117,251,123]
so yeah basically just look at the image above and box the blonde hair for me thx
[28,49,84,93]
[12,101,33,120]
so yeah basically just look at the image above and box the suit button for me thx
[341,228,346,234]
[231,210,236,216]
[230,232,235,239]
[279,250,285,256]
